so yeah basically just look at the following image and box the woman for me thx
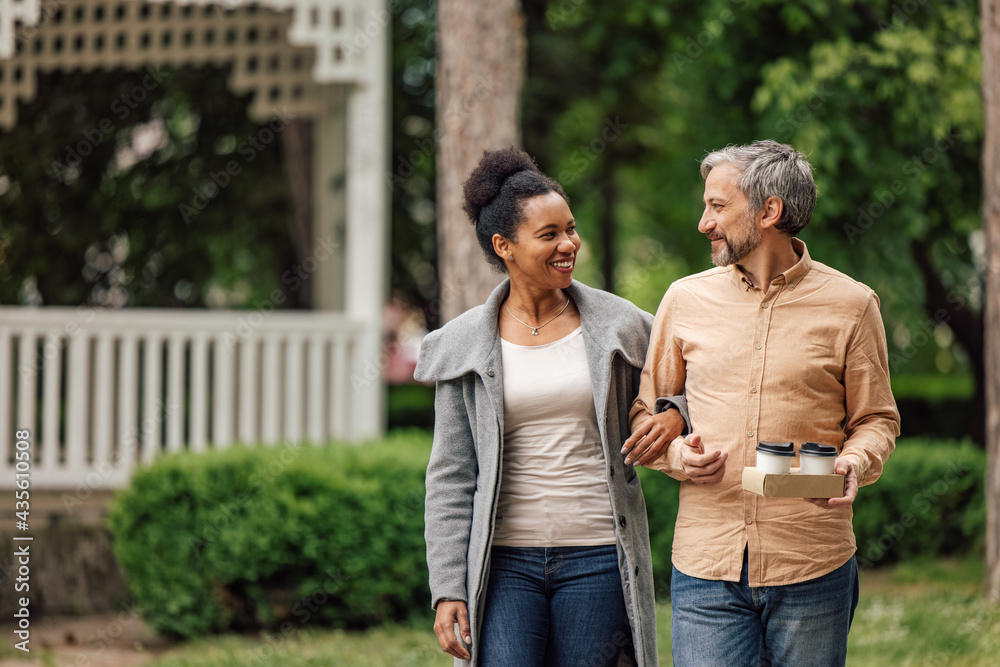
[414,147,685,666]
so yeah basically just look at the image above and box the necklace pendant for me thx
[531,329,539,336]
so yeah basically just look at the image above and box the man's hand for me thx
[433,600,471,660]
[804,457,859,509]
[680,434,727,484]
[621,409,685,466]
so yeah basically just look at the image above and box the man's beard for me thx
[711,210,762,267]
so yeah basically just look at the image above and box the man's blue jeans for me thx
[671,549,859,666]
[478,545,630,667]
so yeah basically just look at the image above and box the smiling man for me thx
[629,140,900,666]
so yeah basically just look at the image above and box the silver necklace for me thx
[504,298,571,336]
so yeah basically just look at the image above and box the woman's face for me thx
[504,192,580,290]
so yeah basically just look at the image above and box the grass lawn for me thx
[143,557,997,666]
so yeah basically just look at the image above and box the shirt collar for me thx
[729,238,812,292]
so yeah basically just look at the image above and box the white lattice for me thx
[0,0,375,129]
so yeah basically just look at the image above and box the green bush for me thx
[639,438,986,589]
[387,384,435,430]
[108,430,431,639]
[851,438,985,568]
[636,467,680,598]
[110,433,983,638]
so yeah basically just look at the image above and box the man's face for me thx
[698,163,762,267]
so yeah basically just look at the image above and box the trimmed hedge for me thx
[849,438,985,568]
[109,433,984,637]
[108,430,431,639]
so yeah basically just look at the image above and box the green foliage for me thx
[636,466,680,597]
[524,0,984,420]
[110,430,983,639]
[387,384,435,430]
[891,373,975,400]
[851,437,985,568]
[0,67,298,308]
[108,431,432,639]
[388,0,442,326]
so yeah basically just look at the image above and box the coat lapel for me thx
[415,279,651,439]
[565,281,650,445]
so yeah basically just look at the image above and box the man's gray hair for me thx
[700,140,817,236]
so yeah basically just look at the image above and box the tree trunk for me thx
[436,0,525,322]
[983,0,1000,603]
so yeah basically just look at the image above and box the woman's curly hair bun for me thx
[462,147,540,225]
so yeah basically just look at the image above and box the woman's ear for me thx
[759,196,785,230]
[492,233,512,262]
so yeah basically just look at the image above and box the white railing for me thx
[0,307,370,490]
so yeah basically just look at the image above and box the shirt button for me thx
[747,431,754,437]
[761,302,769,309]
[755,344,762,350]
[486,368,494,377]
[750,387,757,394]
[746,518,753,525]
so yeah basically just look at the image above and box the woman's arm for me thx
[424,377,478,608]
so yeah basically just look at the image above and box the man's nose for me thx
[697,209,713,234]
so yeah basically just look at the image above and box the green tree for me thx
[520,0,984,440]
[0,66,300,309]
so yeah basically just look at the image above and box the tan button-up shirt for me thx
[630,239,900,587]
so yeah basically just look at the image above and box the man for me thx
[627,140,900,666]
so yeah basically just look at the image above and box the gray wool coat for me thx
[415,279,672,667]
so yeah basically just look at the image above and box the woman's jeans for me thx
[671,549,859,666]
[479,544,630,667]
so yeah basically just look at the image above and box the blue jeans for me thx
[479,545,630,667]
[671,549,859,667]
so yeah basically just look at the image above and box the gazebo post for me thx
[344,0,389,440]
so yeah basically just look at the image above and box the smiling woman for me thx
[414,146,687,666]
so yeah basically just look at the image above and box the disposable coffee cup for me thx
[798,442,838,475]
[755,441,794,474]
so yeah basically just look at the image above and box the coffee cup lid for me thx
[799,441,838,457]
[756,441,794,456]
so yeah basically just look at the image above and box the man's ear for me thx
[758,196,784,230]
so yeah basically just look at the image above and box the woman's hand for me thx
[433,600,472,660]
[621,409,685,466]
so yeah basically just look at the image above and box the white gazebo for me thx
[0,0,389,490]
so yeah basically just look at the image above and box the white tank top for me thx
[492,326,617,547]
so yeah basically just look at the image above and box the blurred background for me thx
[0,1,996,665]
[1,0,986,440]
